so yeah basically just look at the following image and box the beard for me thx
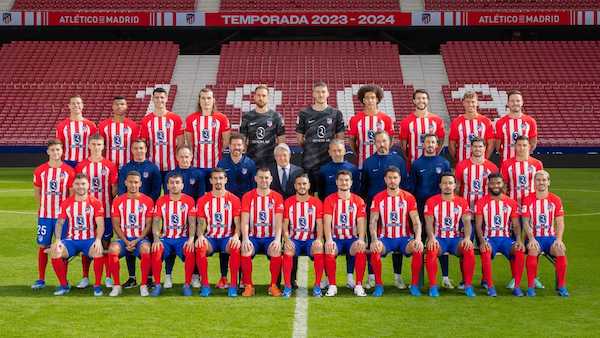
[490,189,502,196]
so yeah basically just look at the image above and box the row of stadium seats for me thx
[425,0,600,10]
[219,0,400,11]
[441,41,600,146]
[12,0,195,10]
[0,41,179,146]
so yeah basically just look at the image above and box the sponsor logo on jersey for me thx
[73,133,82,145]
[214,212,223,224]
[317,125,326,139]
[128,213,137,226]
[113,135,122,146]
[256,127,265,140]
[258,210,267,223]
[493,214,502,226]
[170,214,180,225]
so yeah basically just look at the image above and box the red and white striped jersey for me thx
[455,158,499,211]
[75,159,118,211]
[475,194,519,238]
[424,194,470,239]
[495,114,538,163]
[370,189,417,239]
[399,113,445,165]
[284,195,323,241]
[197,191,241,238]
[500,157,543,205]
[98,117,139,169]
[241,189,284,238]
[33,163,75,219]
[323,193,366,240]
[521,193,564,237]
[154,194,196,239]
[59,196,104,240]
[347,112,394,169]
[449,114,494,162]
[186,112,231,169]
[139,112,184,171]
[55,118,97,162]
[111,193,154,238]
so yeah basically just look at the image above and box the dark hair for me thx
[113,96,126,101]
[74,173,89,181]
[515,135,529,143]
[254,85,269,93]
[229,132,245,143]
[257,167,271,174]
[440,172,455,182]
[126,170,142,179]
[313,81,328,90]
[166,172,183,182]
[487,172,503,181]
[470,136,484,146]
[197,87,217,112]
[423,133,438,143]
[507,90,522,100]
[357,85,384,104]
[132,138,147,148]
[336,170,353,180]
[413,89,430,100]
[462,91,478,101]
[152,87,168,96]
[384,166,401,177]
[211,167,227,177]
[47,138,63,148]
[295,173,310,183]
[69,94,83,102]
[88,133,104,142]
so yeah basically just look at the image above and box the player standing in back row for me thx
[98,96,139,169]
[448,91,494,163]
[495,90,538,164]
[239,85,285,167]
[55,95,97,168]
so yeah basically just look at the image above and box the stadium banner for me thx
[465,11,572,26]
[47,11,151,26]
[204,12,412,27]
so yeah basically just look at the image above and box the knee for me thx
[108,243,120,254]
[139,243,150,254]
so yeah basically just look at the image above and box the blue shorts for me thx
[206,236,230,255]
[334,238,356,256]
[116,237,149,258]
[292,239,314,257]
[250,237,275,256]
[102,217,113,241]
[160,237,191,261]
[63,238,95,258]
[37,218,66,246]
[380,237,412,257]
[533,236,557,255]
[486,237,515,259]
[63,160,78,168]
[436,237,462,256]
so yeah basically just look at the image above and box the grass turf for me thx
[0,167,599,337]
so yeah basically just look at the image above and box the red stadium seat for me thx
[424,0,600,10]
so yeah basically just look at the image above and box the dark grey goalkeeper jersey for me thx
[296,106,345,170]
[239,109,285,166]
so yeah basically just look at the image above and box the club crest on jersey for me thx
[493,215,502,226]
[179,204,187,212]
[476,124,483,132]
[82,125,88,132]
[376,121,384,131]
[170,214,180,225]
[258,210,268,223]
[128,214,137,225]
[266,119,273,128]
[143,171,149,178]
[390,211,399,223]
[256,127,265,140]
[165,121,172,128]
[348,205,355,213]
[453,207,461,214]
[189,178,196,185]
[428,125,436,133]
[224,202,230,210]
[101,168,108,176]
[215,212,223,224]
[241,168,248,175]
[73,133,82,145]
[60,171,67,178]
[307,206,314,214]
[502,205,509,213]
[49,179,58,192]
[538,214,547,226]
[124,127,130,133]
[137,205,145,212]
[435,167,442,174]
[339,213,348,225]
[326,118,333,125]
[472,179,481,191]
[113,135,122,146]
[211,120,217,128]
[317,125,326,139]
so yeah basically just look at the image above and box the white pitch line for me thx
[0,210,36,215]
[566,212,600,217]
[292,256,309,338]
[554,188,600,193]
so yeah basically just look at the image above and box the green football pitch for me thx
[1,167,599,337]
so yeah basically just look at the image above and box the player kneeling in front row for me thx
[474,173,526,297]
[51,173,106,296]
[150,173,197,296]
[424,173,476,297]
[107,171,154,297]
[240,168,285,297]
[323,170,368,297]
[522,170,569,297]
[282,174,325,298]
[195,168,242,297]
[369,167,423,297]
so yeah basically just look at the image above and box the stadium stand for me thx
[441,41,600,146]
[219,0,400,11]
[0,41,178,145]
[424,0,600,10]
[12,0,195,10]
[209,41,414,144]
